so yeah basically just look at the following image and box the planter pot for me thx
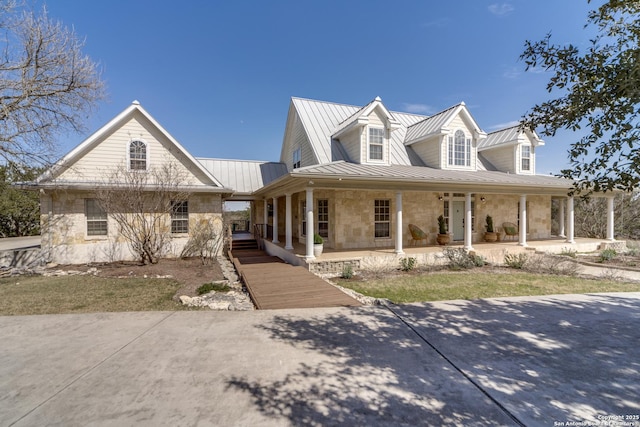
[436,234,450,246]
[484,232,498,242]
[313,243,323,257]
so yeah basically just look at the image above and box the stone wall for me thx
[41,190,223,264]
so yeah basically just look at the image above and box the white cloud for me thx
[402,103,437,115]
[488,3,515,16]
[503,67,521,79]
[422,17,450,28]
[488,120,521,131]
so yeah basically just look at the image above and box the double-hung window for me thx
[85,199,107,236]
[448,130,471,167]
[293,148,301,169]
[368,127,384,161]
[129,140,147,170]
[374,199,390,238]
[317,199,328,238]
[171,201,189,234]
[521,146,531,171]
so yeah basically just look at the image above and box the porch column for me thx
[447,192,453,235]
[395,191,404,255]
[566,196,575,244]
[263,199,268,239]
[272,197,279,244]
[558,198,566,237]
[519,195,528,247]
[285,193,293,250]
[464,192,473,251]
[305,188,315,259]
[606,195,615,241]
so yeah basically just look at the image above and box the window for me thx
[301,201,307,236]
[448,130,471,167]
[317,199,328,238]
[293,148,301,169]
[368,127,384,161]
[374,199,390,238]
[521,146,531,171]
[129,140,147,170]
[171,201,189,234]
[85,199,107,236]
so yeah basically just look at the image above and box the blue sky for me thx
[39,0,596,175]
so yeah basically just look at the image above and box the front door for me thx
[452,201,465,241]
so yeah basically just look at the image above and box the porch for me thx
[255,233,623,276]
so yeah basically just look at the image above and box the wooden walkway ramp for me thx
[230,243,361,310]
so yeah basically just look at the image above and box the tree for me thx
[0,2,105,165]
[95,163,191,265]
[0,162,40,237]
[520,0,640,193]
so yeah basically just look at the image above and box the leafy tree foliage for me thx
[0,1,105,165]
[0,163,40,237]
[520,0,640,193]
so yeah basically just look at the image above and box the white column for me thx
[395,191,404,255]
[606,195,615,241]
[263,199,268,239]
[558,198,566,237]
[464,192,473,251]
[519,195,528,247]
[285,193,293,250]
[447,192,453,236]
[305,188,315,259]
[566,196,575,244]
[272,197,279,243]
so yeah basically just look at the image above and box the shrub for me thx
[442,247,475,270]
[399,257,417,272]
[197,282,231,295]
[504,252,528,269]
[524,253,580,276]
[341,264,354,279]
[599,248,617,262]
[471,254,486,267]
[560,248,577,258]
[314,233,324,244]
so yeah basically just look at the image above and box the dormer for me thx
[331,96,401,165]
[404,102,487,170]
[477,125,544,174]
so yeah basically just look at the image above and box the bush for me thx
[599,248,617,262]
[442,247,475,270]
[399,257,417,272]
[560,248,577,258]
[523,253,580,276]
[471,254,486,267]
[504,252,528,269]
[197,282,231,295]
[341,264,354,279]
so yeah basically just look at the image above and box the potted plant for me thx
[313,233,324,256]
[484,215,498,242]
[436,215,450,245]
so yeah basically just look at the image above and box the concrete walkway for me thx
[0,236,40,251]
[1,293,639,426]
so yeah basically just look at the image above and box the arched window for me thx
[129,140,147,170]
[448,130,471,167]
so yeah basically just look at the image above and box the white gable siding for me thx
[340,127,363,163]
[480,145,516,173]
[57,114,211,186]
[283,111,316,170]
[410,136,442,168]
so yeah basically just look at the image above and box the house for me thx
[29,96,618,264]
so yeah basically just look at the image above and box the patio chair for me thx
[408,224,428,246]
[502,222,518,241]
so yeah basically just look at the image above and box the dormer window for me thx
[521,145,531,171]
[368,127,384,161]
[448,130,471,167]
[129,140,147,170]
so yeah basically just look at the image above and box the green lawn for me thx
[0,275,189,315]
[336,269,640,303]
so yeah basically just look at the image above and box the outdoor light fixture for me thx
[480,196,486,203]
[438,194,443,201]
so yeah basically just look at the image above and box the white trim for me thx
[367,126,386,163]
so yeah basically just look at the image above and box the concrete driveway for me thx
[1,293,639,426]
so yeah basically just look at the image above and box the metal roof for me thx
[478,126,544,150]
[404,103,462,143]
[290,161,572,190]
[196,158,287,195]
[291,97,428,166]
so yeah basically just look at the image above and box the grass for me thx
[0,275,189,316]
[336,269,640,304]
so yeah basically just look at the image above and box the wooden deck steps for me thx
[230,246,361,310]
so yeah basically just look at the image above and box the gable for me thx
[40,103,225,190]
